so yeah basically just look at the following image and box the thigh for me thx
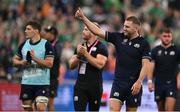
[109,82,125,111]
[88,87,103,111]
[126,86,142,107]
[20,85,35,101]
[155,83,165,102]
[34,85,49,111]
[35,85,50,98]
[73,86,88,111]
[110,82,125,102]
[165,81,177,98]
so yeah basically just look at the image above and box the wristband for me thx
[148,79,153,84]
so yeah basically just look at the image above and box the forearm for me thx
[138,59,150,82]
[147,62,155,84]
[12,55,24,67]
[82,17,105,38]
[69,55,79,69]
[84,53,106,69]
[12,59,23,67]
[32,57,53,68]
[138,65,147,83]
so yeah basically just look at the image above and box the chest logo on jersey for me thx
[122,39,128,45]
[134,44,140,48]
[158,50,162,56]
[91,47,97,52]
[170,51,175,55]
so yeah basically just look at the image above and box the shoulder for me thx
[41,38,48,43]
[19,39,28,48]
[152,45,161,52]
[97,41,107,49]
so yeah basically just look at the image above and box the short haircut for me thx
[26,21,41,32]
[126,16,141,26]
[161,27,172,34]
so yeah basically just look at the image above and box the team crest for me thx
[170,51,175,55]
[134,44,140,48]
[91,47,97,51]
[123,39,128,43]
[157,50,162,56]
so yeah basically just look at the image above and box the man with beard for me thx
[75,8,151,111]
[42,26,62,111]
[69,23,108,111]
[147,28,180,111]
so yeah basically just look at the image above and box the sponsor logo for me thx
[113,92,119,97]
[74,96,78,101]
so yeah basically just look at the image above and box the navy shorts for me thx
[155,79,177,102]
[110,80,142,107]
[20,84,49,101]
[49,79,58,98]
[73,85,103,111]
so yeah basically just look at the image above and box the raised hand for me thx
[75,7,85,20]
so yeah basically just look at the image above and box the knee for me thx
[110,104,120,111]
[36,103,47,111]
[35,96,49,111]
[22,104,33,111]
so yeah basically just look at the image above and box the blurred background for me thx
[0,0,180,111]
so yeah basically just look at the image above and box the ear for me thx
[34,29,40,34]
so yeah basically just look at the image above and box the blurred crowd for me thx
[0,0,180,83]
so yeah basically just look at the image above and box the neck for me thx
[161,43,172,48]
[31,35,41,43]
[86,36,97,47]
[130,33,139,40]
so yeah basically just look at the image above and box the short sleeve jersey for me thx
[105,32,151,81]
[151,45,180,80]
[75,40,108,88]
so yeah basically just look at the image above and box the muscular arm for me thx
[12,55,28,67]
[75,8,106,39]
[31,56,54,68]
[131,58,150,95]
[138,59,150,82]
[69,55,79,69]
[147,61,155,81]
[84,52,108,69]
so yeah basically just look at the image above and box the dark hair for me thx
[44,26,58,36]
[26,21,41,32]
[126,16,141,26]
[160,27,172,34]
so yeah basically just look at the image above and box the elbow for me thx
[96,63,105,70]
[69,62,76,70]
[69,65,74,70]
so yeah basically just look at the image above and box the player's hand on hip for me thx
[75,7,84,20]
[131,80,142,95]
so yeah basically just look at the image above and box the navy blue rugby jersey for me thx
[151,45,180,80]
[105,32,151,81]
[75,40,108,88]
